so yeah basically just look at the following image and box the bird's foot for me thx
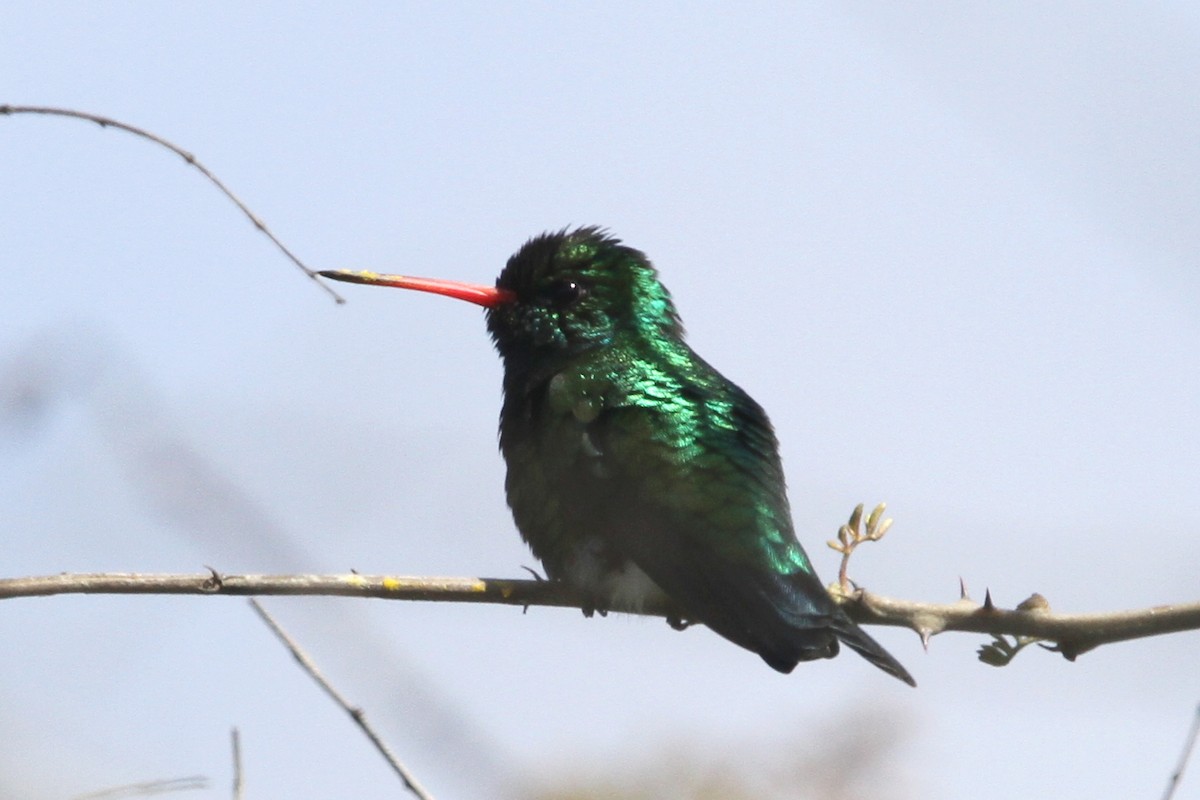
[665,614,693,631]
[580,600,609,619]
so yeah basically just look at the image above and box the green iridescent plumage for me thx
[486,228,913,685]
[321,227,914,685]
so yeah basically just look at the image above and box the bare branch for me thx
[848,589,1200,659]
[248,599,435,800]
[0,104,345,304]
[230,728,244,800]
[2,571,1197,661]
[1163,704,1200,800]
[70,776,207,799]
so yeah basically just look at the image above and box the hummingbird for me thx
[320,227,915,686]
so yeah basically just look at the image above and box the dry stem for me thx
[2,571,1196,662]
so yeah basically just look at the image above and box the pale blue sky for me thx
[3,4,1199,798]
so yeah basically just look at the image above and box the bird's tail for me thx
[830,614,916,687]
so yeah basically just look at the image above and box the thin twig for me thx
[230,728,244,800]
[0,104,344,304]
[2,571,1198,661]
[71,776,208,799]
[827,502,893,593]
[1163,703,1200,800]
[248,599,435,800]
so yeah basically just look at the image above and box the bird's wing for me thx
[545,345,915,684]
[571,346,844,664]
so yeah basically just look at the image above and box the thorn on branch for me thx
[517,567,547,613]
[982,589,995,612]
[202,566,224,592]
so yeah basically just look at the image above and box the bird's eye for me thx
[547,279,587,308]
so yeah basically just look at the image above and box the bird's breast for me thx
[561,535,671,613]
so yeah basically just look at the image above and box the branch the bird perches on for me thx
[2,570,1197,666]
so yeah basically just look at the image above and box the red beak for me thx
[318,270,514,309]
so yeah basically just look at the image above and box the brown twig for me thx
[0,104,344,304]
[1163,704,1200,800]
[248,599,435,800]
[2,571,1198,662]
